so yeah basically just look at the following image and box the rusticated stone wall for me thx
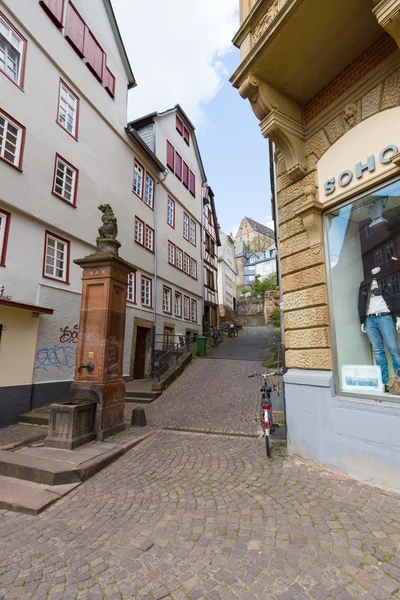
[278,49,400,370]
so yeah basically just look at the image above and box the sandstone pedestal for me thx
[70,252,135,440]
[45,401,96,450]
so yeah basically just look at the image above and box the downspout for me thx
[269,139,287,435]
[152,168,168,372]
[201,181,208,334]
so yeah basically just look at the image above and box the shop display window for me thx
[326,178,400,396]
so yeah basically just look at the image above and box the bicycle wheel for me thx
[265,435,271,457]
[210,336,216,348]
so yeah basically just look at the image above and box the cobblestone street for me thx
[1,330,400,599]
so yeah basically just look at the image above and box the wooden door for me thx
[134,327,147,380]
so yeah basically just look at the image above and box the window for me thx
[141,276,152,308]
[0,13,27,88]
[183,213,189,240]
[58,80,79,139]
[183,162,189,188]
[168,241,175,265]
[52,155,78,206]
[0,209,11,267]
[43,231,69,283]
[145,225,154,252]
[189,171,196,196]
[175,152,182,180]
[167,141,174,171]
[39,0,64,29]
[183,127,190,145]
[127,272,136,303]
[190,219,196,246]
[163,287,172,313]
[326,178,400,396]
[183,253,190,274]
[103,66,115,98]
[0,110,25,170]
[190,258,197,279]
[176,115,183,135]
[207,270,215,290]
[176,247,183,270]
[184,296,190,320]
[175,292,182,317]
[65,3,85,57]
[133,160,144,198]
[249,256,256,264]
[83,28,104,82]
[134,217,144,245]
[191,299,197,323]
[144,174,154,209]
[167,197,175,227]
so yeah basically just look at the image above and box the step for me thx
[0,449,82,486]
[19,406,51,426]
[0,475,80,515]
[125,390,162,402]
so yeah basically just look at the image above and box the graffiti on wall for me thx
[34,345,76,372]
[59,324,79,344]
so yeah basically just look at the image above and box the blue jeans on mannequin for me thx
[365,315,400,384]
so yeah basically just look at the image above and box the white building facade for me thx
[217,232,238,321]
[0,0,170,426]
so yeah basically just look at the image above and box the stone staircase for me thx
[125,379,162,404]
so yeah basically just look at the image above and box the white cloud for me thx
[111,0,239,127]
[263,217,275,231]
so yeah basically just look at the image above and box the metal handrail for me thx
[155,337,191,381]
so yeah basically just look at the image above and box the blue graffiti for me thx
[34,345,76,372]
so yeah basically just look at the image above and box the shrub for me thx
[267,307,281,328]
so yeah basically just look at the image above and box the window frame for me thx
[163,286,172,314]
[127,272,136,304]
[0,109,26,171]
[167,197,175,228]
[190,219,196,246]
[184,296,190,321]
[183,253,190,275]
[190,258,198,280]
[183,213,190,241]
[43,230,70,284]
[182,162,189,188]
[141,275,152,308]
[57,79,79,141]
[144,224,154,253]
[0,208,11,267]
[168,240,176,266]
[175,291,182,318]
[0,11,27,90]
[133,159,144,199]
[52,153,79,207]
[176,247,183,270]
[189,170,196,197]
[166,140,175,171]
[144,173,155,210]
[176,115,183,135]
[134,216,145,246]
[191,299,197,323]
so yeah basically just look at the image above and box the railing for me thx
[152,333,193,381]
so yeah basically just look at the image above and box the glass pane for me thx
[326,179,400,394]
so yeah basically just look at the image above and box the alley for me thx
[1,346,400,600]
[207,326,279,362]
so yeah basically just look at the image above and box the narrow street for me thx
[0,328,400,599]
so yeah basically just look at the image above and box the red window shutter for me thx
[175,153,182,180]
[183,127,190,145]
[182,162,189,188]
[166,141,174,171]
[84,29,104,81]
[65,3,85,57]
[103,66,115,97]
[39,0,64,28]
[189,171,195,196]
[176,116,183,135]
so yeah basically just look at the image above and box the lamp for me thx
[368,196,388,228]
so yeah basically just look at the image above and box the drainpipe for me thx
[201,181,208,334]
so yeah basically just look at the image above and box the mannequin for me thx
[358,266,400,388]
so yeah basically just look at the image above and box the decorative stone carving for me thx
[294,185,324,249]
[96,204,121,255]
[373,0,400,48]
[252,0,288,43]
[239,74,306,182]
[343,103,359,129]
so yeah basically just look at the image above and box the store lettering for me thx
[324,144,398,196]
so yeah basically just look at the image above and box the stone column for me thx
[71,251,135,440]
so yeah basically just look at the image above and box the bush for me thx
[267,307,281,328]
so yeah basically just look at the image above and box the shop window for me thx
[326,178,400,396]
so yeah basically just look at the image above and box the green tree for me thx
[249,273,277,299]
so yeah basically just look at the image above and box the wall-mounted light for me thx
[368,196,388,228]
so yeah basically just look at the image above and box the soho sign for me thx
[324,144,398,196]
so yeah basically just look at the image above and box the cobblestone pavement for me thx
[1,431,400,600]
[208,326,279,361]
[124,358,263,436]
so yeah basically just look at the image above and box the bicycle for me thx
[210,326,222,347]
[248,371,282,457]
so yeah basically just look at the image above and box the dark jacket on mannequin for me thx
[358,264,400,324]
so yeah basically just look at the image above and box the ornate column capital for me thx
[294,186,324,248]
[373,0,400,47]
[239,74,306,182]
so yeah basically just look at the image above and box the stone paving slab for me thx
[0,425,47,449]
[0,430,399,599]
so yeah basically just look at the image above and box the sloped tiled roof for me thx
[243,217,274,238]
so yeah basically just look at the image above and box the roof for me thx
[129,105,207,183]
[241,217,274,239]
[104,0,136,89]
[0,298,54,314]
[125,126,166,173]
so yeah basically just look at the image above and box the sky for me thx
[112,0,273,238]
